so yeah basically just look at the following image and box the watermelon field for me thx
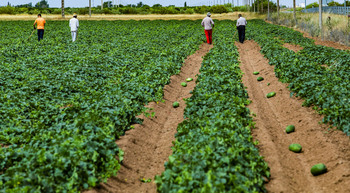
[0,19,350,193]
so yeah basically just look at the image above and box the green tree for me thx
[210,5,228,13]
[137,2,143,7]
[342,0,350,6]
[328,1,341,6]
[252,0,277,13]
[35,0,49,8]
[184,2,187,7]
[103,1,112,8]
[152,4,162,8]
[15,3,32,8]
[306,2,319,9]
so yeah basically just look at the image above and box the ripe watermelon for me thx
[311,163,327,176]
[266,92,276,98]
[289,143,302,153]
[173,102,179,108]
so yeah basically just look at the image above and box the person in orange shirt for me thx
[33,14,46,41]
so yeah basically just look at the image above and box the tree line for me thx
[1,0,276,15]
[2,1,348,15]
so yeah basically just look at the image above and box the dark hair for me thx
[38,14,41,17]
[238,14,242,17]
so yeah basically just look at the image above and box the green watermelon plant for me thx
[0,20,204,192]
[247,19,350,135]
[156,21,270,193]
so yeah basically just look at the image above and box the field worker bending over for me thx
[69,13,79,42]
[236,14,247,43]
[33,14,46,41]
[201,12,214,45]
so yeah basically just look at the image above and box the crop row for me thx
[247,20,350,135]
[0,20,204,192]
[156,21,270,192]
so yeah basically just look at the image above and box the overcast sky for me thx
[1,0,345,8]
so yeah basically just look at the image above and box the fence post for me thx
[345,0,347,15]
[305,0,307,13]
[319,0,323,41]
[89,0,91,17]
[61,0,65,18]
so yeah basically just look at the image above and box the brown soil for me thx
[0,144,8,148]
[283,43,303,52]
[237,40,350,193]
[85,43,212,193]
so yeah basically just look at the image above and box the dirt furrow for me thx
[236,40,350,193]
[85,43,212,193]
[282,43,303,53]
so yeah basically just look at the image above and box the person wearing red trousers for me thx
[201,12,214,44]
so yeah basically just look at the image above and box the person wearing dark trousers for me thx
[236,14,247,43]
[201,12,214,44]
[33,14,46,41]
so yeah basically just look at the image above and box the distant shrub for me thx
[210,5,228,14]
[111,9,121,14]
[238,6,248,12]
[151,7,179,14]
[36,9,49,14]
[91,8,103,14]
[185,8,194,14]
[194,6,210,14]
[16,7,29,14]
[76,8,88,15]
[0,6,16,14]
[1,4,238,15]
[119,7,139,14]
[102,8,112,14]
[51,8,61,14]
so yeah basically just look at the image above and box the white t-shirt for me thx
[201,16,214,30]
[236,17,247,27]
[69,18,79,31]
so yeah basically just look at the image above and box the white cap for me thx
[207,12,211,16]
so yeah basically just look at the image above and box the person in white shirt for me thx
[236,14,247,43]
[69,13,79,42]
[201,12,215,44]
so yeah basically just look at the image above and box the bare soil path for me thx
[236,40,350,193]
[282,43,303,53]
[85,43,212,193]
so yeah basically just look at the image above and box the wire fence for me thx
[268,7,350,46]
[303,6,350,15]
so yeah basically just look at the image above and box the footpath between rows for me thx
[237,40,350,193]
[86,43,212,193]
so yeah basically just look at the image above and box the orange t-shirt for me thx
[34,18,46,29]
